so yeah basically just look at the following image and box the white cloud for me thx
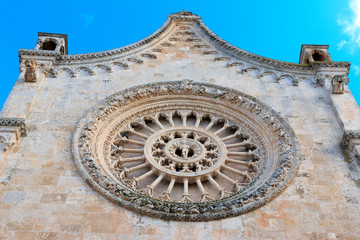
[337,40,347,50]
[353,64,360,75]
[337,0,360,53]
[80,13,95,26]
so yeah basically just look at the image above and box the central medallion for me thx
[145,127,227,184]
[167,138,202,161]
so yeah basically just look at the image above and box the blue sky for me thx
[1,0,359,110]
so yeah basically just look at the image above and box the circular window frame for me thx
[72,80,299,221]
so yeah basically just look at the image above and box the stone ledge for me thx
[0,118,27,136]
[0,118,26,154]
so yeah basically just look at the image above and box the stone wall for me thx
[0,12,359,240]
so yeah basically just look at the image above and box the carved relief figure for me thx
[332,75,345,94]
[179,140,191,159]
[24,60,38,82]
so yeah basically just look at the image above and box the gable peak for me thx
[170,10,201,20]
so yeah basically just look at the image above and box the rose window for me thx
[110,111,260,203]
[72,80,299,221]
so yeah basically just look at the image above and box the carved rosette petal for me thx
[72,80,299,221]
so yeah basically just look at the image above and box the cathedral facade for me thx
[0,11,359,239]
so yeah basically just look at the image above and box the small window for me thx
[312,51,326,62]
[40,40,57,51]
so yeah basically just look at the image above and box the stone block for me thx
[40,194,67,204]
[0,10,359,240]
[2,191,26,203]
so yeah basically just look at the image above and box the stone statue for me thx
[179,140,191,159]
[24,60,38,82]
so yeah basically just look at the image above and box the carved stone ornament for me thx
[19,11,351,83]
[72,80,299,221]
[24,59,39,82]
[0,118,27,152]
[0,118,27,135]
[0,130,20,152]
[332,75,345,94]
[342,130,360,148]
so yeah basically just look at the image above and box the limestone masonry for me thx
[0,10,360,239]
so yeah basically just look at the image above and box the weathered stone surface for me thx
[2,191,26,203]
[0,10,359,239]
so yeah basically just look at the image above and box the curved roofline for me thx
[19,11,350,70]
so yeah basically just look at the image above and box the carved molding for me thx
[0,118,27,136]
[19,49,59,57]
[72,80,299,221]
[0,117,26,152]
[18,11,349,85]
[49,61,318,87]
[0,118,26,153]
[195,19,350,71]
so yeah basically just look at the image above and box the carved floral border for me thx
[71,80,300,221]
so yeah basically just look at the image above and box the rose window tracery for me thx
[72,80,299,221]
[109,112,261,203]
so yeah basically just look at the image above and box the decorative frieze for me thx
[0,118,27,136]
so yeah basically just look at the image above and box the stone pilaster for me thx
[314,63,360,159]
[0,33,67,157]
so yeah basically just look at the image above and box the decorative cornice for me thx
[195,19,350,71]
[311,61,351,69]
[19,49,59,57]
[18,11,351,73]
[0,118,27,136]
[56,16,173,61]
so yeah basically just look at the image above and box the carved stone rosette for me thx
[72,80,299,221]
